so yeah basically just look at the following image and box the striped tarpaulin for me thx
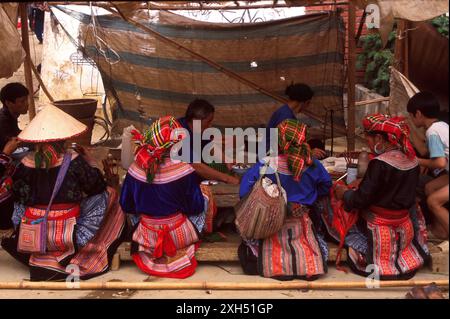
[56,7,345,136]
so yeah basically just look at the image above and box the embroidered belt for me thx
[23,203,80,223]
[366,206,409,226]
[140,213,186,259]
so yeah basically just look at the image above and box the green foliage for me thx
[431,15,449,38]
[356,30,396,96]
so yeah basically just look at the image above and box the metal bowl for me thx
[232,164,250,175]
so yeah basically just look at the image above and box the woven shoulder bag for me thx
[234,162,287,240]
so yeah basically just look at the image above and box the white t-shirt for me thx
[426,121,449,172]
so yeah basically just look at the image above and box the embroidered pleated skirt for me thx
[131,213,200,279]
[238,203,328,281]
[321,199,430,280]
[1,187,126,281]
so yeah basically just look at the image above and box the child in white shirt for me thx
[408,92,448,240]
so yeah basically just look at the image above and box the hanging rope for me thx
[88,2,121,65]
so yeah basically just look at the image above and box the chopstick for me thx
[336,172,348,182]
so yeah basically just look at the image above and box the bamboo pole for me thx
[51,1,350,11]
[346,2,356,151]
[0,279,447,291]
[355,97,390,106]
[103,3,349,137]
[19,3,36,120]
[394,19,405,75]
[403,20,409,79]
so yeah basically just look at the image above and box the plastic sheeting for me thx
[388,67,427,156]
[55,6,346,136]
[0,3,25,79]
[407,20,449,112]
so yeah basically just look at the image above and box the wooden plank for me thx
[116,240,347,263]
[19,3,36,120]
[210,184,240,195]
[215,194,240,208]
[211,183,241,208]
[429,241,449,275]
[355,97,390,106]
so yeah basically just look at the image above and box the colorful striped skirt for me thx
[1,187,126,281]
[131,213,200,279]
[320,197,430,280]
[239,204,327,281]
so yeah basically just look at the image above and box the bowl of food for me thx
[11,146,31,160]
[201,180,219,186]
[232,164,251,175]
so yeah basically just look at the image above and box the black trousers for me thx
[0,197,14,230]
[30,8,45,43]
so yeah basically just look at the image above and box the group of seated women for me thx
[0,97,432,282]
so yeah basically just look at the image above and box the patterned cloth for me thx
[188,184,217,234]
[120,158,204,217]
[12,153,107,206]
[321,195,429,279]
[362,114,416,159]
[0,153,14,204]
[12,191,110,247]
[349,209,427,279]
[121,143,209,279]
[2,187,126,281]
[240,156,331,206]
[33,143,65,170]
[132,116,185,183]
[131,213,200,278]
[277,119,313,181]
[260,215,326,279]
[24,204,79,265]
[238,200,329,280]
[265,104,297,152]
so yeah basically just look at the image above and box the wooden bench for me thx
[111,232,347,270]
[210,184,240,208]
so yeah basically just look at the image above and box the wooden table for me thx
[210,184,241,208]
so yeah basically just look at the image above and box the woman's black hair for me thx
[406,91,440,119]
[285,83,314,103]
[307,138,325,150]
[185,99,215,122]
[0,82,29,105]
[365,130,389,141]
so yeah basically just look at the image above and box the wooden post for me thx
[403,20,409,79]
[19,3,36,120]
[347,2,356,151]
[394,19,405,74]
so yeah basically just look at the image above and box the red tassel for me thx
[152,225,177,259]
[330,182,359,272]
[131,129,144,142]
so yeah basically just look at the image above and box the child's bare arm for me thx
[418,157,447,170]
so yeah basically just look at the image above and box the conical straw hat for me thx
[18,104,88,143]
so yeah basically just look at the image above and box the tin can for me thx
[346,164,358,185]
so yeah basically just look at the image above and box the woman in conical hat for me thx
[120,116,210,278]
[0,105,126,281]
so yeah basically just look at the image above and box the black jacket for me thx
[0,107,21,152]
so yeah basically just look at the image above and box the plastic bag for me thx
[121,125,136,169]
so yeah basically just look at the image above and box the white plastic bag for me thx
[121,125,136,170]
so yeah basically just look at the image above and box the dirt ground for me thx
[0,247,448,299]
